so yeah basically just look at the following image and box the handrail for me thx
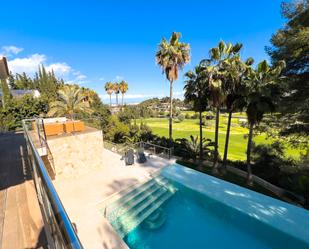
[23,119,83,249]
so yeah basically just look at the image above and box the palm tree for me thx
[156,32,190,146]
[113,82,120,106]
[104,82,114,107]
[48,85,93,119]
[184,65,209,163]
[245,60,285,184]
[119,80,129,107]
[221,57,254,171]
[208,41,243,173]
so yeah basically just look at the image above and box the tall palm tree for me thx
[208,41,243,173]
[48,85,93,119]
[113,82,120,106]
[184,65,209,163]
[104,82,114,107]
[221,57,254,171]
[119,80,129,107]
[245,60,285,184]
[156,32,190,146]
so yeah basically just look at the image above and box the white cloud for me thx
[46,62,71,75]
[6,50,88,85]
[99,77,105,81]
[114,75,123,81]
[8,54,46,74]
[1,45,23,57]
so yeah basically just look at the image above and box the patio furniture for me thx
[63,121,85,133]
[137,149,147,163]
[44,123,64,136]
[125,149,134,165]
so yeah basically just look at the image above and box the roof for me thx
[0,89,40,97]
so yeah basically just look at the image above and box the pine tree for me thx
[267,0,309,137]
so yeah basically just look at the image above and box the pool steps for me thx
[104,174,177,238]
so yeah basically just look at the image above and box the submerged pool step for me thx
[107,182,164,222]
[106,175,168,218]
[113,188,173,237]
[105,175,177,238]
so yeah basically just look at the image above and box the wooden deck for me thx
[0,132,47,249]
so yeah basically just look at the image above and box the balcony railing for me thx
[23,119,83,249]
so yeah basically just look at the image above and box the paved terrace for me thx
[0,132,47,249]
[52,148,174,249]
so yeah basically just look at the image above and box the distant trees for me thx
[119,80,128,107]
[104,82,114,107]
[267,0,309,146]
[156,31,190,146]
[104,80,129,107]
[9,65,64,102]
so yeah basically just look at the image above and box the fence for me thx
[103,140,173,159]
[23,119,83,249]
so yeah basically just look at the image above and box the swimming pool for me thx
[106,164,309,249]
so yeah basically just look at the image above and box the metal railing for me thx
[23,119,83,249]
[103,140,173,159]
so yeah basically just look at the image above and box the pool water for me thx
[124,181,307,249]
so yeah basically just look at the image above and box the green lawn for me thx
[136,114,301,161]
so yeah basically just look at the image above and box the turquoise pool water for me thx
[124,181,307,249]
[114,164,309,249]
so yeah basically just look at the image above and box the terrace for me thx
[21,118,174,248]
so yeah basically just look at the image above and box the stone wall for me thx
[47,130,104,177]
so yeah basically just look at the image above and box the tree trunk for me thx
[109,94,112,107]
[222,111,232,171]
[169,80,173,148]
[212,107,220,174]
[122,93,124,107]
[246,123,254,185]
[199,110,203,163]
[116,94,118,106]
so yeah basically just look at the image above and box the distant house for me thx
[0,89,41,99]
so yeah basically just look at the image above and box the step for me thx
[154,176,177,193]
[111,187,167,229]
[105,176,167,215]
[113,189,174,237]
[107,182,163,222]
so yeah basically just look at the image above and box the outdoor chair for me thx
[125,149,134,165]
[137,149,147,163]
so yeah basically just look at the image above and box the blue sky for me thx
[0,0,285,103]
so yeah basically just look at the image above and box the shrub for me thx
[185,113,191,119]
[0,95,48,131]
[176,113,185,122]
[104,116,129,143]
[191,113,199,119]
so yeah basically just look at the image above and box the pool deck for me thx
[0,132,47,249]
[53,148,174,249]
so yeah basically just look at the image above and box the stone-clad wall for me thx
[47,130,104,177]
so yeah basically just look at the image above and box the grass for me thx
[135,113,301,161]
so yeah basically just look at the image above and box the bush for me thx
[185,113,191,119]
[191,113,199,119]
[104,116,129,143]
[0,95,48,131]
[205,111,215,120]
[176,113,185,123]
